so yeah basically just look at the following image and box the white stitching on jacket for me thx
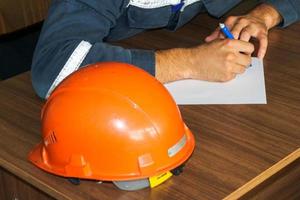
[127,0,202,11]
[46,40,92,98]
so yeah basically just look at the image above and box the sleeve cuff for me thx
[263,0,299,27]
[130,49,156,76]
[80,42,156,77]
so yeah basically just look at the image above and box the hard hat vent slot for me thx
[45,131,57,145]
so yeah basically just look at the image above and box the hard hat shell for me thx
[28,62,195,181]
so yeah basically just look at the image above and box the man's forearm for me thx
[155,39,254,83]
[155,48,190,83]
[249,3,283,29]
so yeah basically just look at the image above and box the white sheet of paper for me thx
[164,57,267,105]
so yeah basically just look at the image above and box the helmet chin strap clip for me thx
[68,178,81,185]
[171,164,185,176]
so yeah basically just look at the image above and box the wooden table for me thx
[1,6,300,200]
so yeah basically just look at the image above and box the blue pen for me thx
[219,23,234,39]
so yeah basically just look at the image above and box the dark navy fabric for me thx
[31,0,300,98]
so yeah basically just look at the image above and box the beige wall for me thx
[0,0,51,35]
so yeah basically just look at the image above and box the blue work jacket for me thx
[31,0,300,98]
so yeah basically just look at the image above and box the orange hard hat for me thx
[28,62,195,190]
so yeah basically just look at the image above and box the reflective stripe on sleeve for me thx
[127,0,202,10]
[46,40,92,99]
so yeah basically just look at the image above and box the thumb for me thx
[205,27,221,42]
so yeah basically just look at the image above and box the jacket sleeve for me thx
[31,0,155,99]
[263,0,300,27]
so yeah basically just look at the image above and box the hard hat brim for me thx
[28,125,195,181]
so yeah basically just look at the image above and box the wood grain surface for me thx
[0,4,300,200]
[0,167,54,200]
[0,0,51,35]
[240,157,300,200]
[225,148,300,199]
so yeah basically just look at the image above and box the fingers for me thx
[224,39,255,55]
[220,73,236,82]
[224,16,238,29]
[258,33,268,59]
[219,62,246,82]
[224,15,269,58]
[224,52,250,74]
[205,16,238,42]
[239,26,252,42]
[226,16,247,39]
[239,25,268,58]
[231,21,248,39]
[236,53,252,67]
[230,63,247,74]
[205,27,221,42]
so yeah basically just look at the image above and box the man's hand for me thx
[205,4,282,59]
[155,39,254,83]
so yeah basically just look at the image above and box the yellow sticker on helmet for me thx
[149,171,173,188]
